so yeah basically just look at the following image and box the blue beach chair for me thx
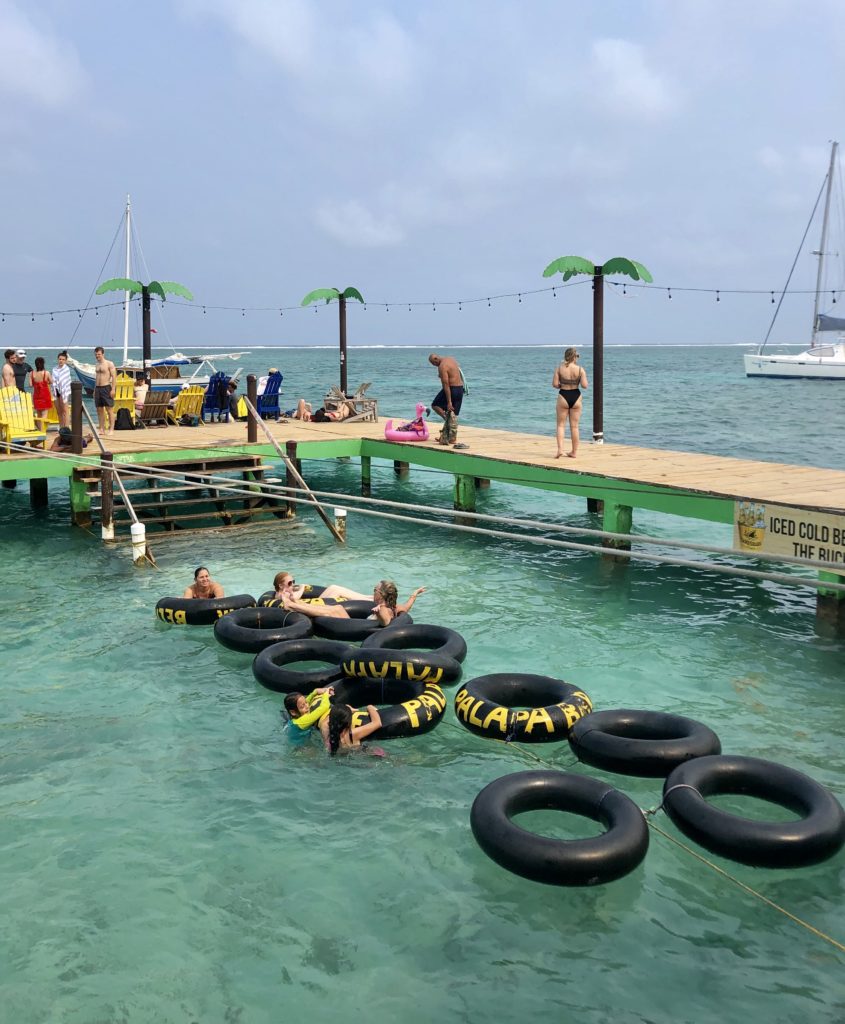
[202,371,231,423]
[257,371,283,420]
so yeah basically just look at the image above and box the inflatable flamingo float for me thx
[384,402,430,442]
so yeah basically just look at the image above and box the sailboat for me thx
[68,196,248,394]
[744,141,845,380]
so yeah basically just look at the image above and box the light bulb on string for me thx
[458,302,462,312]
[518,293,522,303]
[51,314,54,322]
[432,302,436,312]
[833,291,837,304]
[241,309,245,317]
[716,290,720,303]
[31,313,34,322]
[487,297,491,307]
[408,304,411,313]
[386,304,389,313]
[667,288,672,300]
[78,310,82,318]
[622,284,627,295]
[203,306,206,314]
[552,287,556,298]
[771,291,775,304]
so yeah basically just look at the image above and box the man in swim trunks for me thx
[428,353,464,445]
[2,350,15,389]
[93,346,117,433]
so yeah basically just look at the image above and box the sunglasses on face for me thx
[284,579,296,586]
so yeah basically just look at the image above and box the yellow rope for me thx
[646,818,845,955]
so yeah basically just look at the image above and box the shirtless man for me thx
[93,346,116,433]
[428,353,464,445]
[2,351,15,389]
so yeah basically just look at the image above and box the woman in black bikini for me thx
[552,347,588,459]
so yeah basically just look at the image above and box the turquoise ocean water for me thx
[2,345,844,1023]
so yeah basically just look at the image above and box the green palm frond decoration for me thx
[159,281,195,300]
[341,287,365,304]
[301,287,341,306]
[95,277,193,301]
[602,257,653,282]
[96,277,143,296]
[542,256,597,281]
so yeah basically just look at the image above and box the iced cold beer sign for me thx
[734,501,845,571]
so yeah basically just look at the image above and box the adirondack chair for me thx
[113,373,136,418]
[0,386,47,453]
[323,382,378,423]
[202,371,231,423]
[257,371,283,420]
[136,390,173,427]
[166,384,206,426]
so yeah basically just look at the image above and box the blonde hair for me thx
[564,347,579,364]
[375,580,398,610]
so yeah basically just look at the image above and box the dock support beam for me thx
[393,460,409,478]
[601,502,632,559]
[361,456,371,496]
[29,478,48,508]
[454,474,477,512]
[246,375,258,443]
[285,440,299,518]
[817,572,845,635]
[100,452,114,541]
[587,497,604,515]
[2,479,16,490]
[474,478,491,489]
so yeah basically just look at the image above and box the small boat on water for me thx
[745,141,845,380]
[68,352,248,396]
[70,196,249,393]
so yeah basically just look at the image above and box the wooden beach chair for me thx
[136,390,172,427]
[0,386,48,453]
[166,384,206,426]
[323,382,378,423]
[257,371,283,420]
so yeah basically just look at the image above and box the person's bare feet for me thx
[566,452,576,458]
[555,452,563,459]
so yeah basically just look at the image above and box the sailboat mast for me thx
[122,195,131,365]
[811,142,838,347]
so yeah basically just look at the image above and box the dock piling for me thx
[601,502,632,560]
[100,451,114,541]
[247,375,258,443]
[393,460,409,478]
[454,474,477,512]
[361,456,372,496]
[29,478,48,507]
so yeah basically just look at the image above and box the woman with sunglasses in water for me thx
[275,574,425,627]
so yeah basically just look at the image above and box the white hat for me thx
[15,348,26,357]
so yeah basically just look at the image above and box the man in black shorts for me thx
[93,346,117,433]
[428,352,465,445]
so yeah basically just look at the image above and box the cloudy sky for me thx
[1,0,844,349]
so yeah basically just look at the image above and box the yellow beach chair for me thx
[0,386,48,454]
[166,384,206,426]
[113,373,136,418]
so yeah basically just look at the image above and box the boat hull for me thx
[72,365,204,395]
[744,352,845,380]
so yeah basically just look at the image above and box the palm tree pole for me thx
[301,287,365,394]
[542,256,652,443]
[95,277,194,377]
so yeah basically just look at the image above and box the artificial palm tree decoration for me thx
[301,286,365,395]
[96,278,194,373]
[542,256,652,444]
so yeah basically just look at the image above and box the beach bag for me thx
[115,407,136,430]
[180,413,200,427]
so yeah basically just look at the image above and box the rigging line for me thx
[645,818,845,955]
[761,173,827,352]
[15,442,845,592]
[29,428,845,575]
[66,208,126,348]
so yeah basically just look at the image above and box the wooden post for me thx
[71,380,83,454]
[339,295,348,395]
[100,451,114,541]
[393,460,409,477]
[285,440,298,518]
[247,374,258,443]
[142,285,152,377]
[29,478,48,507]
[592,265,604,444]
[601,502,632,561]
[454,474,477,512]
[817,572,845,635]
[361,455,372,496]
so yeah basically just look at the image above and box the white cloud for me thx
[315,199,404,247]
[0,1,86,107]
[589,38,680,120]
[757,146,784,172]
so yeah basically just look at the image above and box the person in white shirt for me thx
[52,351,73,428]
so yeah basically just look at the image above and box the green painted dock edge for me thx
[3,436,843,622]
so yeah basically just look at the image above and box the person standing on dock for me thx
[12,349,32,392]
[52,351,72,428]
[428,353,465,445]
[2,351,15,389]
[93,346,117,434]
[552,347,588,459]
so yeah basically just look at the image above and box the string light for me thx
[518,293,522,303]
[386,304,389,313]
[771,291,775,304]
[458,302,462,312]
[432,302,436,312]
[31,313,34,322]
[552,287,556,298]
[622,284,627,295]
[667,288,672,300]
[716,290,720,303]
[833,291,837,305]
